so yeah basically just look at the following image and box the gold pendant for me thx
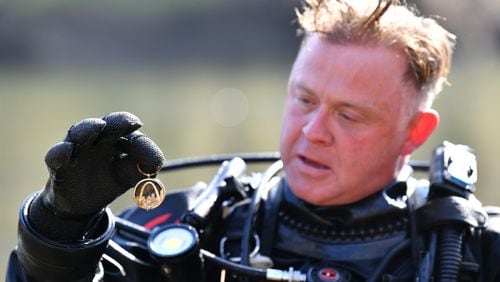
[133,177,166,210]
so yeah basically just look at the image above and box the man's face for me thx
[280,35,420,206]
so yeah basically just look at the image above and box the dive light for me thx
[147,223,203,282]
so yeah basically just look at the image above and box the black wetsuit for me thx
[7,175,500,281]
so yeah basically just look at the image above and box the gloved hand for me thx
[29,112,166,240]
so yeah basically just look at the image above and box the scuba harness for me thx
[111,141,487,281]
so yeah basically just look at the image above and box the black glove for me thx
[29,112,166,240]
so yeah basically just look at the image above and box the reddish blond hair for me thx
[297,0,456,108]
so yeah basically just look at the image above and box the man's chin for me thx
[288,184,358,206]
[289,185,333,206]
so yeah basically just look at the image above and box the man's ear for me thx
[401,109,439,156]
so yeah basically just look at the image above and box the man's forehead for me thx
[294,35,410,84]
[289,35,419,113]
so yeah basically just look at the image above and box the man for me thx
[7,0,500,281]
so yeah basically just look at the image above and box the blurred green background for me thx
[1,0,499,276]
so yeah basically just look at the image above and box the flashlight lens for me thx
[149,225,196,257]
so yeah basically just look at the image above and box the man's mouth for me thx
[299,155,329,170]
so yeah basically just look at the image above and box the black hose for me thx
[161,152,281,171]
[240,184,262,267]
[114,218,269,280]
[159,153,428,172]
[438,227,463,281]
[239,160,283,282]
[201,249,267,279]
[115,217,151,239]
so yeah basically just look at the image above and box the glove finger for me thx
[130,133,166,173]
[98,112,143,144]
[64,118,106,146]
[118,131,166,174]
[44,141,74,173]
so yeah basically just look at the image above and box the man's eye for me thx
[339,112,357,122]
[296,96,312,105]
[340,113,352,120]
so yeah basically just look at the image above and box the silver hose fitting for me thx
[266,267,307,282]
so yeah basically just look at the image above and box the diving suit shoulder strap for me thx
[260,179,285,256]
[416,196,488,230]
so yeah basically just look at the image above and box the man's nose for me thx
[302,108,333,144]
